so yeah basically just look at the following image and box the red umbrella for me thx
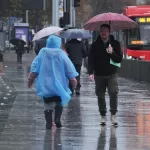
[83,12,137,31]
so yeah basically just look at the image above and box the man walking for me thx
[65,39,87,95]
[88,24,122,125]
[16,42,24,63]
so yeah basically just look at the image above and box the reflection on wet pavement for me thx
[0,52,150,149]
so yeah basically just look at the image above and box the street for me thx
[0,51,150,150]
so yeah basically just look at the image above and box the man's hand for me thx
[106,44,113,54]
[27,72,38,88]
[89,74,94,82]
[69,78,77,90]
[28,79,33,88]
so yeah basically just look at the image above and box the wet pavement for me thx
[0,51,150,150]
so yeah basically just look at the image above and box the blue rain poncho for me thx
[30,35,78,106]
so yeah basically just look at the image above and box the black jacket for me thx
[65,39,87,65]
[88,36,122,76]
[16,43,24,54]
[35,38,46,55]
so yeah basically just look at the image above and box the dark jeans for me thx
[95,74,119,116]
[17,53,22,63]
[69,64,81,92]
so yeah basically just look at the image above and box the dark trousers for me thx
[69,64,81,92]
[44,97,63,121]
[44,96,62,110]
[17,53,22,63]
[95,74,119,116]
[43,96,63,128]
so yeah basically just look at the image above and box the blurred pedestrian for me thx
[0,51,3,73]
[28,35,78,129]
[65,39,87,95]
[83,39,90,73]
[34,38,47,55]
[16,41,24,64]
[61,43,68,55]
[88,24,123,125]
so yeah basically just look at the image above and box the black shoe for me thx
[46,123,52,129]
[55,122,62,128]
[76,90,80,95]
[44,110,53,129]
[55,106,63,128]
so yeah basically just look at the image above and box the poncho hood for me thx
[46,35,61,48]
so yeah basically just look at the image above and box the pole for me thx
[8,11,11,52]
[55,0,59,26]
[52,0,59,26]
[43,0,46,10]
[64,0,66,12]
[26,10,29,23]
[52,0,55,25]
[70,0,73,27]
[73,7,76,27]
[35,10,38,32]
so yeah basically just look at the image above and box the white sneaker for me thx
[100,116,106,125]
[111,115,118,126]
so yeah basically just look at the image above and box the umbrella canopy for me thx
[83,12,137,31]
[10,38,26,46]
[32,26,63,41]
[60,29,92,39]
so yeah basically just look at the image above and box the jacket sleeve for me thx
[88,44,95,75]
[110,41,123,63]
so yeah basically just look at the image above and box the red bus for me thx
[123,5,150,60]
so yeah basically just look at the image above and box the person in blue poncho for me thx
[27,35,78,129]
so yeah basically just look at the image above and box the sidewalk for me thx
[0,52,150,150]
[3,51,35,65]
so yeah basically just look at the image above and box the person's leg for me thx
[18,54,21,63]
[44,100,55,129]
[107,74,119,115]
[74,65,81,95]
[20,54,22,63]
[107,74,119,125]
[17,54,19,63]
[95,76,107,125]
[54,97,63,128]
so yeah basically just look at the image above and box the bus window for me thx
[128,25,150,46]
[139,25,150,45]
[127,28,140,45]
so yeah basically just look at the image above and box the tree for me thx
[0,0,50,31]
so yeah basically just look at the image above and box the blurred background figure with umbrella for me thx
[10,38,26,64]
[83,12,137,126]
[60,29,91,95]
[32,26,63,55]
[10,38,26,46]
[60,29,92,39]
